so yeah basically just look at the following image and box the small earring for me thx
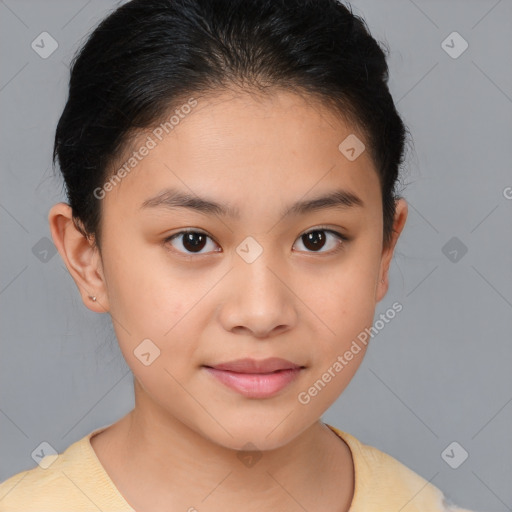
[88,295,97,302]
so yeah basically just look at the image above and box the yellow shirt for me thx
[0,423,475,511]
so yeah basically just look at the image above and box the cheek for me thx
[295,269,376,413]
[303,240,380,363]
[316,248,379,319]
[101,244,201,370]
[102,238,181,322]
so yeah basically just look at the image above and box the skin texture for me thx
[49,89,408,512]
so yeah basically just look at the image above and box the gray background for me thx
[1,0,511,510]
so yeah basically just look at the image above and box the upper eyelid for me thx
[165,226,347,251]
[166,226,346,240]
[166,228,217,244]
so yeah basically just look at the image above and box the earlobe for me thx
[375,198,408,302]
[48,203,109,312]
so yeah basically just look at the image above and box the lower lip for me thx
[203,367,303,398]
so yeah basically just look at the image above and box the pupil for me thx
[183,233,206,252]
[303,231,326,251]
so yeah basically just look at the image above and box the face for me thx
[52,89,407,451]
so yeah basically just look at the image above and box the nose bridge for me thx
[220,241,296,336]
[238,251,281,297]
[236,244,286,306]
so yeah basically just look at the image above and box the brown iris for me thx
[301,231,327,252]
[182,232,208,253]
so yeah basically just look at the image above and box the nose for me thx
[217,254,298,339]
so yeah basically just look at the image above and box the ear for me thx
[48,202,109,313]
[375,198,408,302]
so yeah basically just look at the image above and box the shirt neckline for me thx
[326,423,360,509]
[84,424,136,510]
[83,422,360,510]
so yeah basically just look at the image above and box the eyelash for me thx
[163,226,349,258]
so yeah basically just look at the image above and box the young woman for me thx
[0,0,475,510]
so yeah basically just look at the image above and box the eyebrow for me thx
[140,187,364,219]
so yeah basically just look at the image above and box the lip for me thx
[203,357,305,398]
[207,357,303,373]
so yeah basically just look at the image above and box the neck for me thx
[92,383,354,511]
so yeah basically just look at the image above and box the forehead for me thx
[101,89,380,221]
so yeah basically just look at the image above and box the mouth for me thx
[202,357,306,398]
[204,357,304,373]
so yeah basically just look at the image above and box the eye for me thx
[164,227,348,257]
[293,227,348,254]
[165,230,220,256]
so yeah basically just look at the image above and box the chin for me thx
[198,417,309,453]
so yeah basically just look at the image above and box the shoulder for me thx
[0,427,130,512]
[326,424,476,512]
[0,441,76,511]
